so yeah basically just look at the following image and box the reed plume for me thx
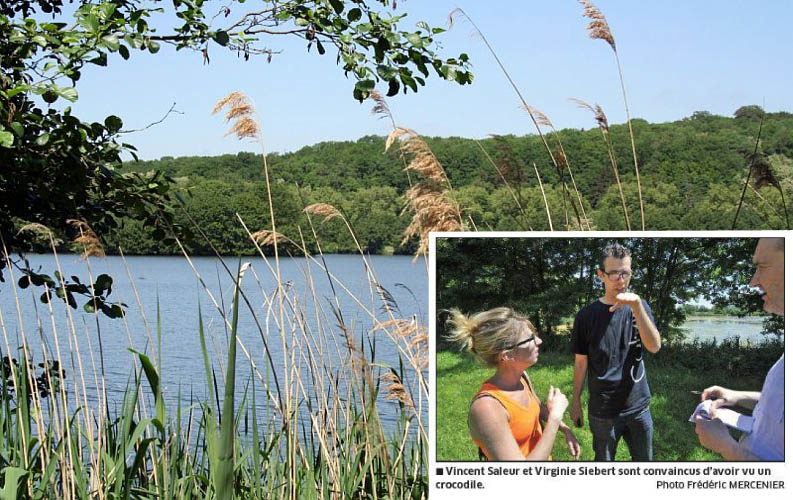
[369,90,394,124]
[303,203,343,223]
[67,219,105,258]
[733,111,790,229]
[578,0,645,229]
[212,91,260,140]
[578,0,615,49]
[385,128,463,258]
[250,229,288,246]
[571,98,631,230]
[381,371,415,410]
[17,223,63,245]
[523,106,591,229]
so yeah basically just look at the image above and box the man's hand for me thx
[563,427,581,459]
[609,292,641,312]
[701,386,739,412]
[570,399,584,428]
[695,416,736,457]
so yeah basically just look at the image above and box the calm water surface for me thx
[0,254,428,432]
[681,316,768,344]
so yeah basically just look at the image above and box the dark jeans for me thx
[588,407,653,461]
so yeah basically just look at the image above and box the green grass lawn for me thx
[436,349,765,461]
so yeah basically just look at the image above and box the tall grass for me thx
[578,0,645,229]
[1,226,427,500]
[0,95,429,499]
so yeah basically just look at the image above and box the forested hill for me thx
[109,106,793,255]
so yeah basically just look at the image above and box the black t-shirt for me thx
[571,299,654,418]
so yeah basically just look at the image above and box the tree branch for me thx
[118,102,183,134]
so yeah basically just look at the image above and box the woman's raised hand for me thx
[546,385,568,422]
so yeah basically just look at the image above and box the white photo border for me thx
[428,230,789,500]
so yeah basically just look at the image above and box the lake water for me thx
[0,254,428,433]
[680,315,769,344]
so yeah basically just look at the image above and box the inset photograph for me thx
[434,236,784,462]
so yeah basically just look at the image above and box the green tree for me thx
[1,0,474,311]
[734,105,765,121]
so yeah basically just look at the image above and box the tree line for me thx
[88,106,793,256]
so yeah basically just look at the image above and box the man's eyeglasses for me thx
[603,270,633,281]
[505,335,537,350]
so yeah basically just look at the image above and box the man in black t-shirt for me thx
[570,244,662,461]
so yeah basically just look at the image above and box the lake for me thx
[681,315,769,344]
[0,253,428,433]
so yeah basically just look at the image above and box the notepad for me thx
[689,399,754,433]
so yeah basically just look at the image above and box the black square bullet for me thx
[436,468,443,475]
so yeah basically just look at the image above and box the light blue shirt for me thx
[740,354,784,460]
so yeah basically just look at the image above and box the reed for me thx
[1,216,428,500]
[571,98,631,230]
[524,107,592,230]
[385,127,464,259]
[448,8,585,231]
[578,0,645,229]
[0,95,430,500]
[732,111,790,229]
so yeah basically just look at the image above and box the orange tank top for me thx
[472,374,544,460]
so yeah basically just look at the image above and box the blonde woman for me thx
[447,307,580,460]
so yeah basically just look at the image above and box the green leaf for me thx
[35,133,50,146]
[407,33,422,47]
[32,35,48,47]
[376,64,396,80]
[101,34,120,51]
[147,40,160,54]
[355,79,375,91]
[329,0,344,14]
[94,274,113,293]
[387,78,399,97]
[82,14,100,33]
[110,304,124,318]
[9,122,23,137]
[119,44,130,60]
[58,87,78,101]
[99,2,116,20]
[6,85,31,99]
[215,264,242,500]
[125,34,144,49]
[0,131,13,148]
[212,30,230,47]
[88,53,108,66]
[347,8,362,22]
[42,90,58,104]
[0,467,29,499]
[104,115,123,133]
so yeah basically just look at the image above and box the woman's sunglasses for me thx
[506,335,537,350]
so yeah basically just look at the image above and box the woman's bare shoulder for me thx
[469,394,509,430]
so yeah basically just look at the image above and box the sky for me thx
[63,0,793,160]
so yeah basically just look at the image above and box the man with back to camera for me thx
[570,243,662,461]
[695,237,784,460]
